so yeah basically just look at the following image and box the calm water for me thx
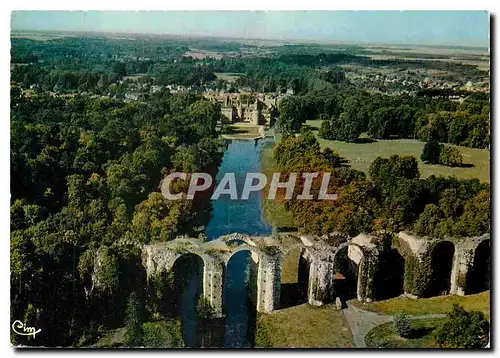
[205,139,273,239]
[178,139,273,347]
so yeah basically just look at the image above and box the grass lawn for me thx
[304,120,490,183]
[260,141,298,231]
[365,317,447,348]
[93,327,126,348]
[256,228,354,348]
[280,246,301,284]
[256,304,355,348]
[352,291,490,318]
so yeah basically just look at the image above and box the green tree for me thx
[124,292,143,347]
[448,113,469,146]
[196,296,215,320]
[439,145,463,167]
[277,96,308,133]
[336,112,363,142]
[142,320,185,348]
[434,305,489,348]
[421,141,442,164]
[414,204,444,236]
[368,107,398,139]
[393,313,412,338]
[455,190,490,237]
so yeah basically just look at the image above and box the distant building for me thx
[209,92,278,125]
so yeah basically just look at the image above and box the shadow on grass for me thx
[354,138,378,144]
[279,283,307,309]
[459,163,475,168]
[423,161,475,169]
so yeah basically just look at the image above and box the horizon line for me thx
[10,28,490,50]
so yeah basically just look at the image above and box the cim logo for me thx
[12,320,41,339]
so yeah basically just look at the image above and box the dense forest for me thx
[273,89,490,149]
[11,87,223,346]
[11,36,488,94]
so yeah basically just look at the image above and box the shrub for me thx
[434,304,489,348]
[393,313,412,338]
[255,316,273,348]
[439,145,463,167]
[124,292,143,347]
[142,320,185,348]
[413,204,444,236]
[196,296,215,320]
[318,119,335,139]
[421,140,442,164]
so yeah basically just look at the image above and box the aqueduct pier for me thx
[141,231,490,317]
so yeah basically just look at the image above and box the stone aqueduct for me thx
[141,231,490,317]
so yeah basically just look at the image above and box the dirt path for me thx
[342,301,446,348]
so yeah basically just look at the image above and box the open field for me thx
[364,317,447,348]
[214,72,244,83]
[257,304,355,348]
[362,44,490,71]
[304,120,490,183]
[351,291,490,318]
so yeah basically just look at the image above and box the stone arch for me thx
[274,241,305,309]
[225,245,261,264]
[171,252,206,347]
[171,252,206,306]
[466,239,491,294]
[223,245,262,308]
[332,242,365,302]
[426,240,455,297]
[297,247,312,304]
[373,238,405,300]
[223,248,260,347]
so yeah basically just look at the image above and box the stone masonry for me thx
[141,232,490,317]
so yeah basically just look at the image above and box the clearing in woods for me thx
[304,120,490,183]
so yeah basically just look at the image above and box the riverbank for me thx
[260,141,298,231]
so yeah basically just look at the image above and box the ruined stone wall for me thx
[140,232,489,317]
[247,252,259,308]
[302,246,336,306]
[448,235,490,296]
[203,258,225,317]
[394,232,490,298]
[255,253,283,313]
[141,244,181,277]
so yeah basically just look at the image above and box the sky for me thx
[11,11,490,47]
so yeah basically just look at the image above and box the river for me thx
[178,138,273,347]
